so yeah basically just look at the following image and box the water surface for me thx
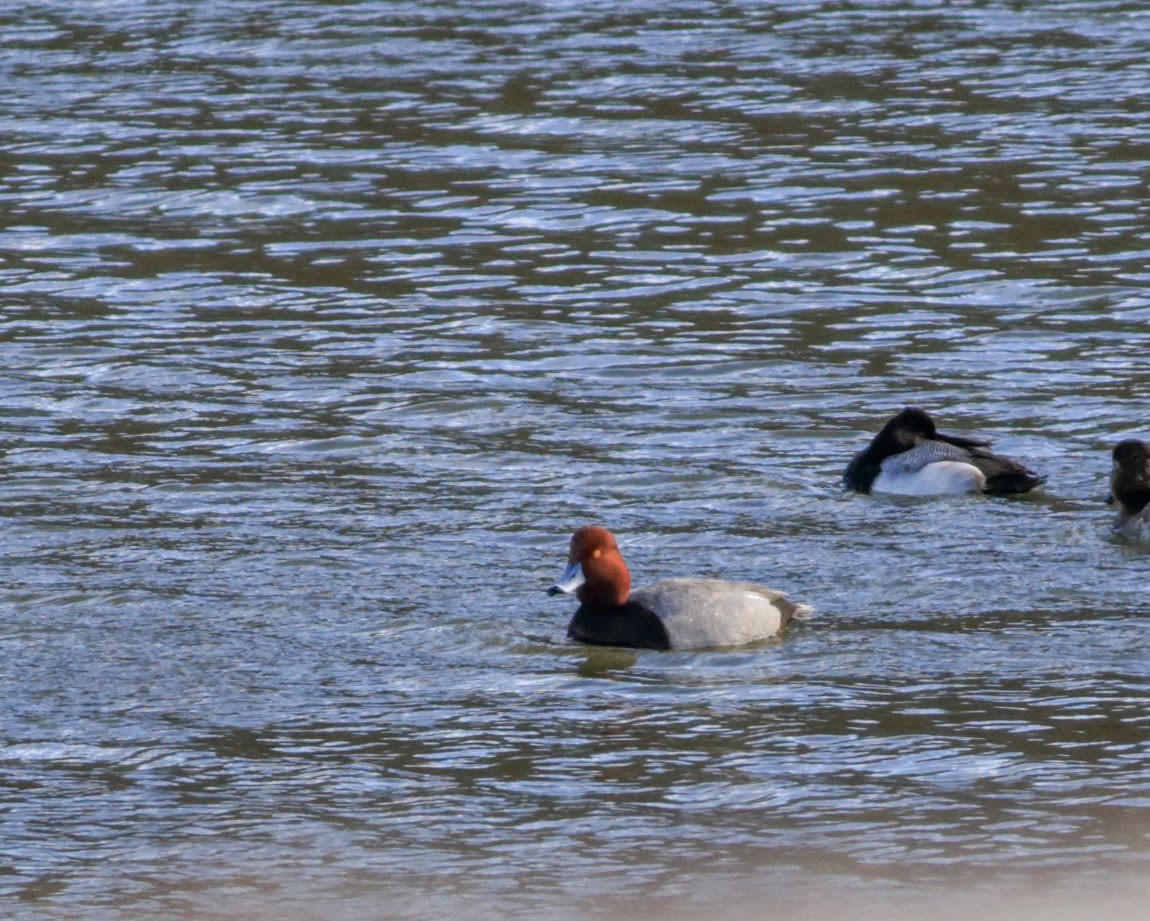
[2,1,1150,918]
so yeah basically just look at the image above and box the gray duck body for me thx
[629,577,807,649]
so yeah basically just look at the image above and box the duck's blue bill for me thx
[547,561,585,596]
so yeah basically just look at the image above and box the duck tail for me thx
[790,602,814,621]
[984,468,1046,495]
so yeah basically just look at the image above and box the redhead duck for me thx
[546,525,810,650]
[844,407,1044,496]
[1110,439,1150,536]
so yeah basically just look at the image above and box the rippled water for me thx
[3,0,1150,918]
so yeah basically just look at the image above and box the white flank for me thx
[872,461,986,496]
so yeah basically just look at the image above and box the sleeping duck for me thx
[844,407,1044,496]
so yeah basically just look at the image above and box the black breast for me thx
[567,601,671,650]
[843,451,880,493]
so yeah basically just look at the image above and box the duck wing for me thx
[878,439,975,475]
[933,432,990,451]
[934,433,1044,494]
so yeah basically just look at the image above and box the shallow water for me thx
[2,0,1150,917]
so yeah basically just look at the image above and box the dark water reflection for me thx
[2,0,1150,917]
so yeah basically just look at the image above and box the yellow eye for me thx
[592,549,601,559]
